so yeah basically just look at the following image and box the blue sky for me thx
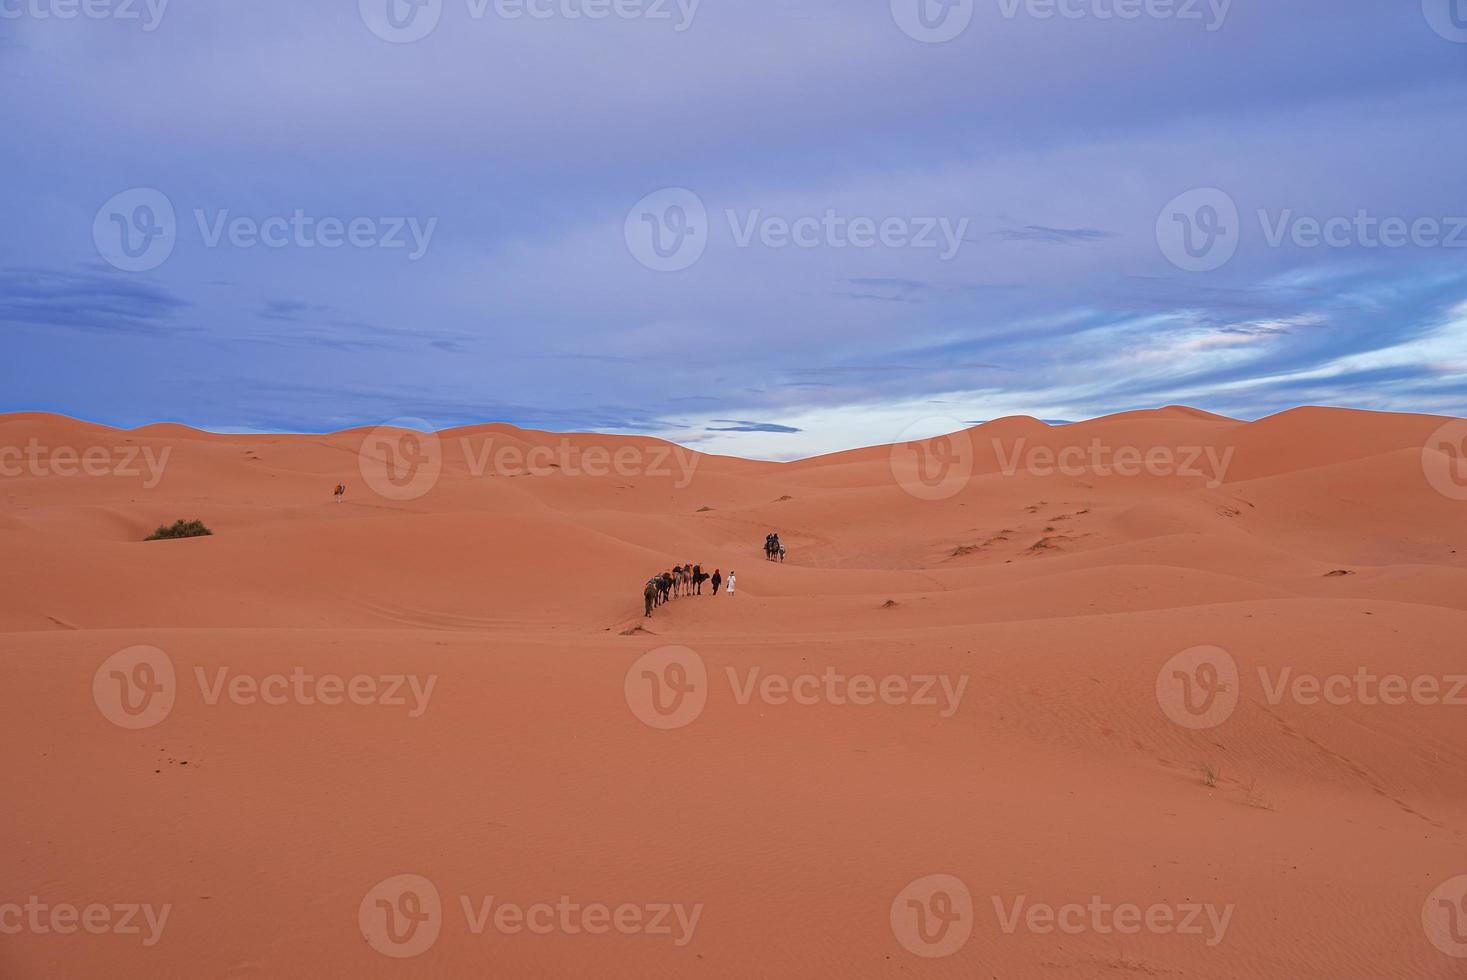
[2,0,1465,459]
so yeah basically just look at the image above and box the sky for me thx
[1,0,1465,459]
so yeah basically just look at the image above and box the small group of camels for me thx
[644,563,717,617]
[641,532,787,617]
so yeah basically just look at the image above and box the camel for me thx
[641,564,712,615]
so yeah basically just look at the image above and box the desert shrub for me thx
[145,519,213,541]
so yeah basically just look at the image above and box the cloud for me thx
[707,420,803,433]
[0,266,189,336]
[999,225,1120,245]
[2,5,1465,456]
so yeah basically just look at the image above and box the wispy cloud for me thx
[0,266,189,336]
[999,225,1119,245]
[707,419,803,433]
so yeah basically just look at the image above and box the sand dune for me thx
[3,406,1466,978]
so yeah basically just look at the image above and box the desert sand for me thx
[3,405,1467,978]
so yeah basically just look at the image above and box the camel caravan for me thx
[643,563,721,617]
[641,532,785,617]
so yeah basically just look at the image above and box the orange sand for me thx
[3,406,1466,977]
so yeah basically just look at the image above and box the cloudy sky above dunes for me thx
[1,0,1465,459]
